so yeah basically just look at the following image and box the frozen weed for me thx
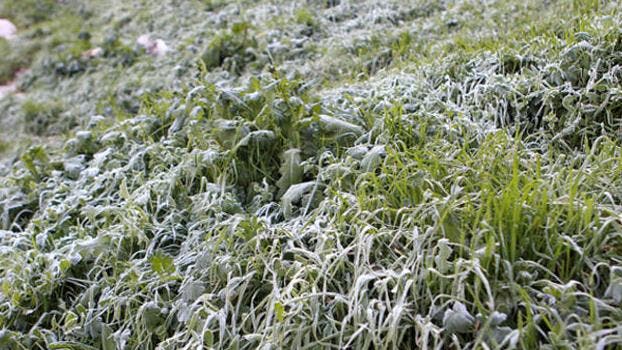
[0,0,621,349]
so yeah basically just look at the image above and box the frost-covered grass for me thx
[1,0,622,349]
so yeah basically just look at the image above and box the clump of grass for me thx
[0,38,25,84]
[201,22,260,74]
[203,0,231,12]
[21,99,66,136]
[0,140,9,155]
[0,1,622,349]
[0,0,58,27]
[294,7,319,35]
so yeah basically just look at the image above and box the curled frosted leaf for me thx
[316,114,364,136]
[360,145,386,172]
[235,130,276,149]
[281,181,315,219]
[443,302,475,334]
[605,279,622,305]
[276,148,303,198]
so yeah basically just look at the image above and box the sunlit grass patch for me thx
[0,0,622,349]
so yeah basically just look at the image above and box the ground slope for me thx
[1,0,622,349]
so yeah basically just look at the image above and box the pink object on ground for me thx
[82,47,104,59]
[0,81,18,98]
[137,34,169,57]
[0,69,28,99]
[0,19,17,40]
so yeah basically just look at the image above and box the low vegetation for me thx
[0,0,621,349]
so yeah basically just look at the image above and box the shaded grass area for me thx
[0,0,621,349]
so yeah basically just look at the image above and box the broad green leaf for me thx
[275,302,285,323]
[101,324,116,350]
[150,253,175,275]
[276,148,303,198]
[140,302,165,332]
